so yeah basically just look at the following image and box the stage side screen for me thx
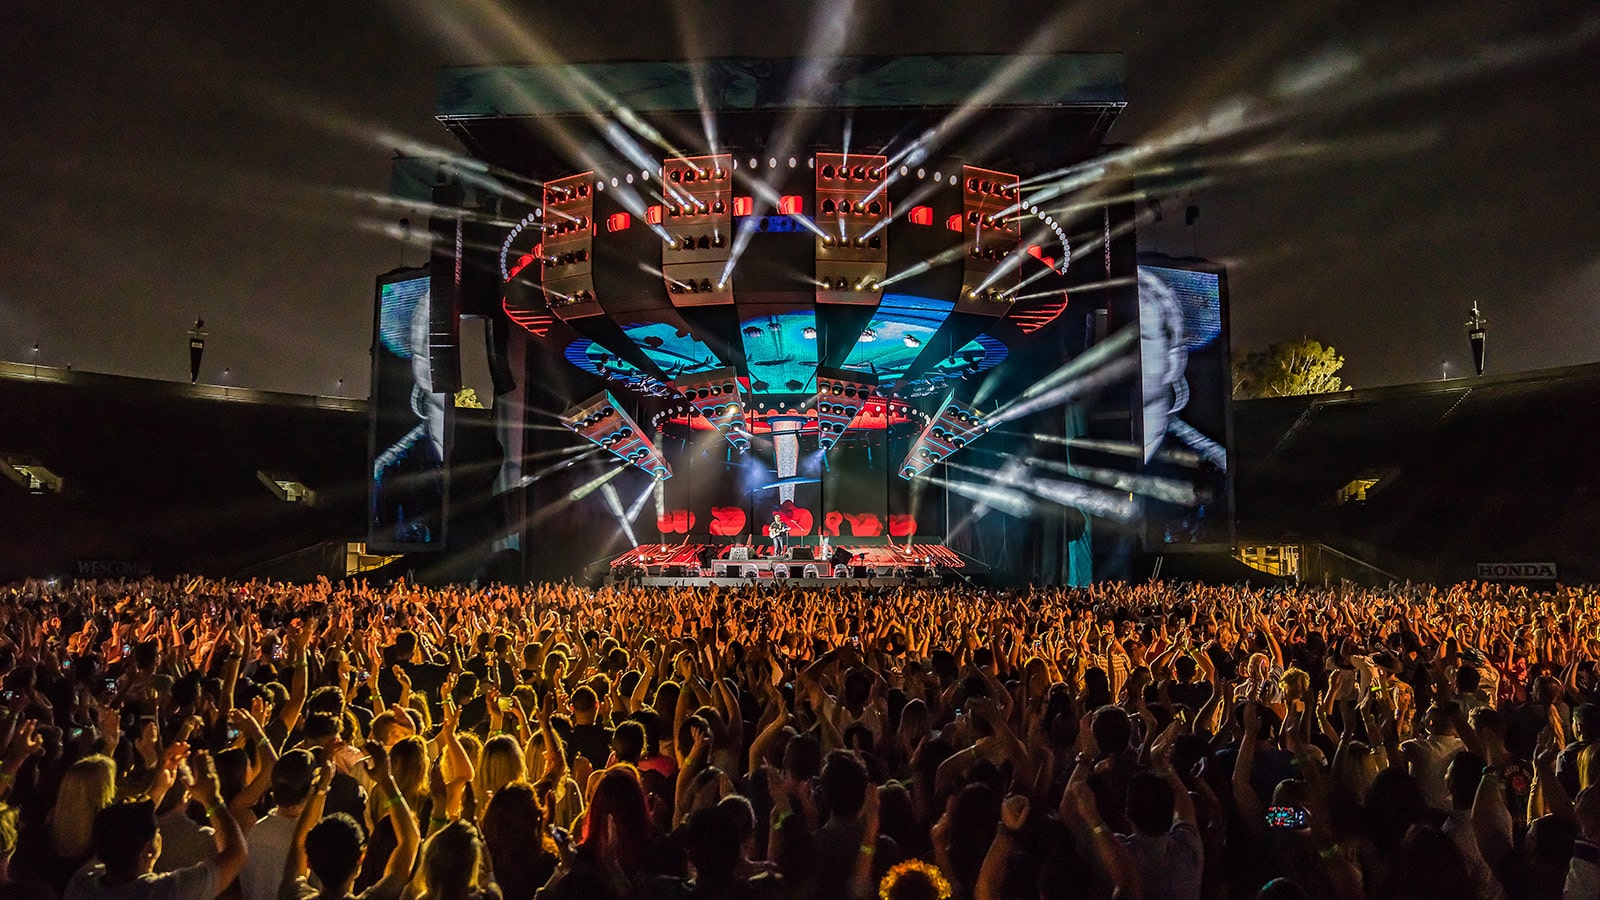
[1136,263,1232,546]
[369,267,453,551]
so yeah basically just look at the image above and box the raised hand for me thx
[1064,781,1102,825]
[361,739,392,784]
[3,718,44,772]
[391,665,413,700]
[188,750,222,808]
[1000,793,1030,831]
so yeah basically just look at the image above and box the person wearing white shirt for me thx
[239,750,317,900]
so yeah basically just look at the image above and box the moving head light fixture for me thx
[561,390,672,479]
[813,367,880,451]
[898,394,991,479]
[541,172,603,321]
[674,366,751,451]
[958,165,1022,315]
[661,155,735,308]
[815,153,889,306]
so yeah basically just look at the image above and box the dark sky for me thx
[3,1,1598,396]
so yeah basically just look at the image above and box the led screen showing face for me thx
[1137,264,1231,546]
[840,294,1008,384]
[739,312,819,393]
[842,294,951,377]
[369,271,450,550]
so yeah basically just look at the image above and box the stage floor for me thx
[614,575,945,589]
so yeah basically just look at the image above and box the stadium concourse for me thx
[0,575,1599,899]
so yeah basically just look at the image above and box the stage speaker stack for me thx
[428,181,464,394]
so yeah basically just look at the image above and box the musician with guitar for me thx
[768,511,789,556]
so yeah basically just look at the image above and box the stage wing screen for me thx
[369,269,452,551]
[1137,264,1231,546]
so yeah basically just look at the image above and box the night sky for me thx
[3,1,1598,397]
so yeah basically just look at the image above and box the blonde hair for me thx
[50,755,116,860]
[405,693,432,733]
[1281,668,1311,698]
[369,735,430,829]
[473,736,525,816]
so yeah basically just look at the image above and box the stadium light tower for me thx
[1466,303,1487,376]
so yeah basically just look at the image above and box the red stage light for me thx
[645,205,662,224]
[778,195,803,215]
[908,205,933,226]
[945,214,962,232]
[606,212,631,232]
[1027,244,1043,260]
[733,196,753,216]
[507,252,536,281]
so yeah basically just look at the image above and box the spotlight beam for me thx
[567,460,627,501]
[600,481,637,548]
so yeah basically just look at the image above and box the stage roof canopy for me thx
[436,53,1125,119]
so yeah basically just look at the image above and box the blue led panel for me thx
[841,293,951,378]
[621,321,723,380]
[738,312,819,393]
[562,339,673,396]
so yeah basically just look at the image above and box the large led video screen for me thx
[658,424,824,544]
[1137,263,1232,546]
[368,268,452,551]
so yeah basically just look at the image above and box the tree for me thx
[1232,339,1351,399]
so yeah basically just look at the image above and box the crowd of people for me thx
[0,576,1598,899]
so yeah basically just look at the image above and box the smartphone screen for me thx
[1265,806,1309,829]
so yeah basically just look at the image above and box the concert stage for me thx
[361,51,1233,587]
[604,541,973,585]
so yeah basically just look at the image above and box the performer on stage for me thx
[769,511,789,556]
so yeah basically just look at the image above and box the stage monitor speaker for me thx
[830,547,852,566]
[790,546,814,561]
